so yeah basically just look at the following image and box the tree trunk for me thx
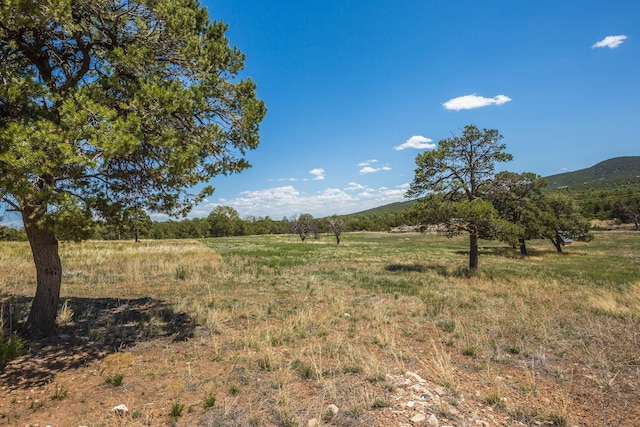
[550,237,563,253]
[519,237,528,256]
[469,233,478,269]
[22,208,62,338]
[335,234,340,245]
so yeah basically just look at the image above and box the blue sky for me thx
[180,0,639,220]
[3,1,637,227]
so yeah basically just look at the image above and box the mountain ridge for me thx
[545,156,640,188]
[344,156,640,217]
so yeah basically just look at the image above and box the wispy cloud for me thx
[593,35,627,49]
[269,177,298,182]
[443,94,512,111]
[359,165,392,174]
[357,160,378,167]
[394,135,435,151]
[309,168,326,180]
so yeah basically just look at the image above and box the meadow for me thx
[0,231,639,426]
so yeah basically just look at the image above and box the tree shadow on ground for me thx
[385,264,428,273]
[385,263,473,278]
[0,296,195,391]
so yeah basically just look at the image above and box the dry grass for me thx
[1,232,640,426]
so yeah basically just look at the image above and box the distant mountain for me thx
[545,156,640,188]
[344,156,640,217]
[341,200,416,218]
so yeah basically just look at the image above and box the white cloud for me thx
[357,159,378,167]
[359,166,377,174]
[359,165,392,174]
[309,168,326,180]
[269,177,298,182]
[345,182,366,191]
[593,35,627,49]
[443,94,512,111]
[198,184,408,218]
[394,135,435,151]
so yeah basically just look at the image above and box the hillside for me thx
[341,200,415,218]
[545,156,640,188]
[344,156,640,218]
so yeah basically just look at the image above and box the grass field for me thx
[1,232,639,426]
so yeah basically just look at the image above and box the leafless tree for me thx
[289,213,317,241]
[325,215,345,244]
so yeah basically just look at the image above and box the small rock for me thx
[421,393,431,400]
[428,413,439,426]
[343,313,351,318]
[113,404,128,416]
[406,371,426,383]
[406,401,415,408]
[410,413,426,423]
[327,403,339,416]
[307,418,320,427]
[434,386,446,396]
[410,384,428,394]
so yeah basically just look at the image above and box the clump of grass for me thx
[56,299,74,325]
[105,373,124,386]
[370,398,391,409]
[30,400,44,411]
[175,266,187,280]
[0,332,24,367]
[170,401,185,425]
[462,342,478,356]
[228,384,241,396]
[291,358,314,379]
[256,349,277,371]
[51,384,68,400]
[170,401,184,417]
[437,319,456,333]
[482,392,506,409]
[204,392,216,409]
[548,412,569,427]
[428,341,458,393]
[274,390,297,427]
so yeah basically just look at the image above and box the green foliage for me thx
[0,332,24,367]
[1,0,265,334]
[407,125,514,269]
[407,125,512,201]
[175,266,188,280]
[170,401,185,417]
[370,398,392,409]
[105,373,124,386]
[208,206,243,237]
[488,172,551,253]
[543,193,593,251]
[0,225,26,241]
[204,392,216,409]
[1,0,265,227]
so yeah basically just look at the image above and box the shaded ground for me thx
[1,297,195,391]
